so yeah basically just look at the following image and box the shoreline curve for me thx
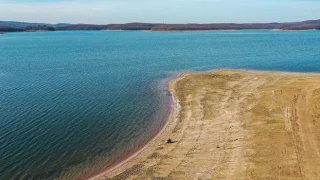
[89,74,185,180]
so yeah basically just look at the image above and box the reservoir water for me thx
[1,30,320,179]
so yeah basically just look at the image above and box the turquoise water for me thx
[1,30,320,179]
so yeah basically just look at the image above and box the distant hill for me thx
[0,21,50,28]
[150,20,320,31]
[1,20,320,33]
[0,21,71,28]
[0,21,71,32]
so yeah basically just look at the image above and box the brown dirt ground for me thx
[93,70,320,180]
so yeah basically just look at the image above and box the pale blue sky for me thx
[1,0,319,24]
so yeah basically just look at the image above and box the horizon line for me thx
[1,19,320,25]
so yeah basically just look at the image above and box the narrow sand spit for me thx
[92,70,320,180]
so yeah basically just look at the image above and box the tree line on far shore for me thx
[1,19,320,33]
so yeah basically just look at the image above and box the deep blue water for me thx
[1,30,320,179]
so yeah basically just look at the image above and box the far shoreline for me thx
[1,28,319,34]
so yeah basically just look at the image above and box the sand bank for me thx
[92,70,320,180]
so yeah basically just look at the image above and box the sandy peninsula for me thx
[92,70,320,180]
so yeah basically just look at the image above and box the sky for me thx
[0,0,319,24]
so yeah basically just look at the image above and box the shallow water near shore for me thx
[1,30,320,179]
